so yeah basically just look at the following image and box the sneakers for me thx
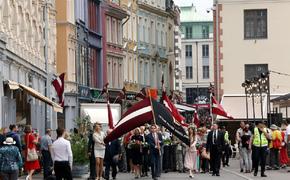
[25,175,30,180]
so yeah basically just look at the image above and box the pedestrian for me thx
[174,137,185,173]
[252,121,270,177]
[236,121,246,172]
[221,126,230,167]
[130,128,144,179]
[146,124,163,180]
[199,125,209,173]
[0,137,23,180]
[93,122,106,180]
[162,127,171,173]
[123,131,133,173]
[269,124,282,170]
[6,124,22,153]
[280,122,288,168]
[184,125,197,178]
[0,127,8,146]
[88,127,96,179]
[206,123,225,176]
[240,124,252,173]
[104,129,121,180]
[51,127,73,180]
[140,126,149,177]
[24,125,40,180]
[40,129,53,179]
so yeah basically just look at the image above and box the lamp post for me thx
[242,71,270,125]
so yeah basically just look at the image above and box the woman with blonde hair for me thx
[93,122,106,180]
[184,125,197,178]
[24,125,40,180]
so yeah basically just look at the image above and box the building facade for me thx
[180,5,214,104]
[56,0,77,129]
[0,0,58,134]
[215,0,290,120]
[120,0,139,92]
[104,0,127,90]
[173,6,182,92]
[137,0,169,92]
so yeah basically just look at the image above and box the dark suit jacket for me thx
[206,130,225,152]
[104,139,121,161]
[88,132,95,156]
[146,133,163,154]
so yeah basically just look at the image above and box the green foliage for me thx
[71,116,91,165]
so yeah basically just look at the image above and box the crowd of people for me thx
[1,119,290,180]
[236,120,290,177]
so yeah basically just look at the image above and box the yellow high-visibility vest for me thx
[253,127,268,147]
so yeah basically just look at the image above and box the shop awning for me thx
[174,103,196,112]
[6,80,63,113]
[216,94,285,120]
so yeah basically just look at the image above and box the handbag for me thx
[26,133,38,162]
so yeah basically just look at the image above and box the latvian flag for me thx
[212,96,234,119]
[160,73,188,127]
[52,73,65,107]
[104,97,190,145]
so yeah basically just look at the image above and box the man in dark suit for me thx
[146,124,163,180]
[104,130,121,180]
[206,123,225,176]
[88,129,96,180]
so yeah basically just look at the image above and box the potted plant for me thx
[71,116,91,178]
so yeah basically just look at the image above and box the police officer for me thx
[221,126,230,167]
[251,121,271,177]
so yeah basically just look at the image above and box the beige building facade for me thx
[56,0,77,128]
[216,0,290,119]
[0,0,57,133]
[219,0,290,95]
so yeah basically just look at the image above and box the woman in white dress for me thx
[184,126,197,178]
[93,122,106,180]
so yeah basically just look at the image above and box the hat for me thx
[3,137,16,145]
[270,124,278,130]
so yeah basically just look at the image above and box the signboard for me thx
[78,85,91,100]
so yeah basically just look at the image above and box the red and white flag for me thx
[101,83,115,129]
[212,96,234,119]
[107,100,114,129]
[135,87,147,100]
[160,73,188,127]
[52,73,65,107]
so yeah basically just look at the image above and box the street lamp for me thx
[242,71,270,125]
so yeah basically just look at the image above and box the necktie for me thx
[213,131,217,144]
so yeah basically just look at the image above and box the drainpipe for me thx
[215,0,220,100]
[44,1,51,130]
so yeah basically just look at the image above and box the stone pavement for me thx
[18,159,290,180]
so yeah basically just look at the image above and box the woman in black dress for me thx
[130,128,144,179]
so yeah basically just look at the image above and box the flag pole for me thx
[209,84,214,125]
[148,89,157,125]
[113,96,119,104]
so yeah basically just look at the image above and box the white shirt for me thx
[286,125,290,137]
[51,137,73,167]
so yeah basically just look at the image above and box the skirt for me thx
[94,149,105,158]
[184,150,197,171]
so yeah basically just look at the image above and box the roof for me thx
[271,93,290,102]
[180,5,213,23]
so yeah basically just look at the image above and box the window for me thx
[202,25,209,39]
[244,9,267,39]
[186,66,192,79]
[185,26,192,39]
[202,45,209,57]
[245,64,268,80]
[203,66,209,79]
[185,45,192,57]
